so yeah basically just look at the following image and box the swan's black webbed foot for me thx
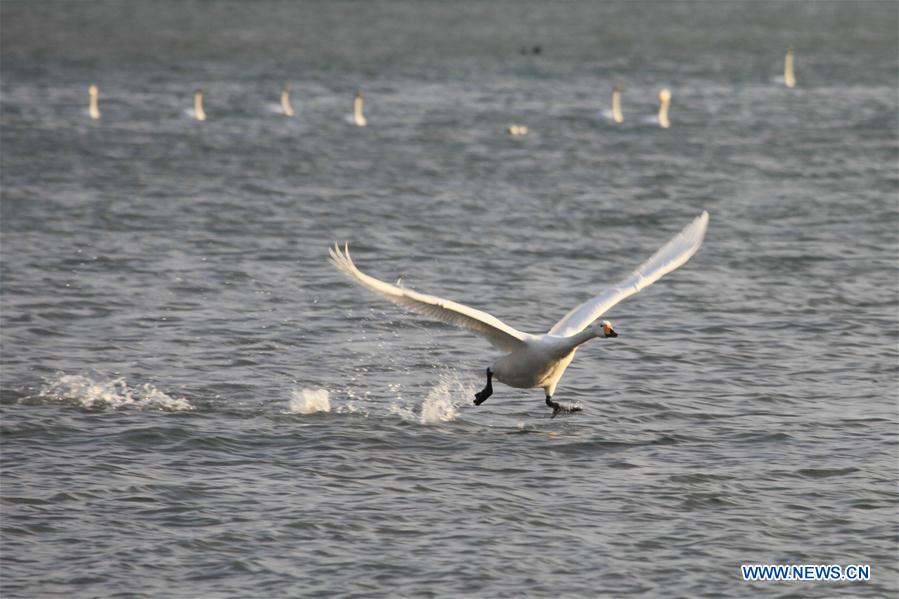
[473,368,493,406]
[546,396,580,418]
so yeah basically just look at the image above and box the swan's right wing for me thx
[329,244,528,353]
[548,211,709,337]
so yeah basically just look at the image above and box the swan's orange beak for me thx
[603,323,618,338]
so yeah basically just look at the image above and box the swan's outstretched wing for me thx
[330,244,528,353]
[548,211,709,337]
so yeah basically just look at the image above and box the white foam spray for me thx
[39,374,192,411]
[289,388,331,414]
[400,370,473,425]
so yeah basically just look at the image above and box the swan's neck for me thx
[194,91,206,121]
[88,85,100,120]
[281,88,294,117]
[354,95,366,126]
[611,89,623,123]
[784,48,796,88]
[658,96,670,129]
[562,328,599,352]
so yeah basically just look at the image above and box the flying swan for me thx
[330,211,708,416]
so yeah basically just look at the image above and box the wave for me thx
[35,374,192,411]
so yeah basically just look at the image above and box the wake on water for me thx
[35,373,193,411]
[26,369,475,425]
[291,369,474,425]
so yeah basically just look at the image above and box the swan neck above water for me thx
[557,328,599,353]
[611,87,623,123]
[658,88,671,129]
[281,86,295,117]
[354,91,366,126]
[88,84,100,120]
[194,89,206,121]
[784,48,796,88]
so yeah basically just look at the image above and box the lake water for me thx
[1,1,897,597]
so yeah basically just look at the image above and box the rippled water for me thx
[2,1,897,597]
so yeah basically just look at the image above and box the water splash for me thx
[289,388,331,414]
[416,370,474,425]
[38,374,192,411]
[419,380,460,424]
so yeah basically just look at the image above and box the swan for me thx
[194,88,206,121]
[353,90,367,127]
[281,85,295,117]
[784,47,796,88]
[88,84,100,120]
[329,211,709,416]
[609,85,623,123]
[506,124,528,136]
[657,88,671,128]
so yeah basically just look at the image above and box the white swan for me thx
[194,88,206,121]
[506,124,528,136]
[330,211,709,416]
[610,85,623,123]
[353,90,367,127]
[88,84,100,120]
[657,88,671,128]
[784,47,796,88]
[281,85,295,117]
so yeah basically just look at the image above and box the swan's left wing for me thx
[548,211,709,337]
[329,244,528,353]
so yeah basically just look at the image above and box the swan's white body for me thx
[506,124,528,136]
[194,89,206,121]
[330,212,709,405]
[353,91,367,127]
[281,86,295,117]
[784,48,796,88]
[88,85,100,120]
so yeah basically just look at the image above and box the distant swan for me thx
[194,88,206,121]
[353,90,367,127]
[88,84,100,120]
[784,47,796,88]
[506,124,528,136]
[657,88,671,128]
[281,85,295,117]
[610,85,623,123]
[330,211,709,416]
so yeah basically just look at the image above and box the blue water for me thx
[2,1,897,597]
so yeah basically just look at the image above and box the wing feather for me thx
[548,211,709,337]
[330,244,528,353]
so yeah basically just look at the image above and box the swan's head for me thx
[599,320,618,338]
[355,90,364,99]
[658,88,671,103]
[89,84,98,97]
